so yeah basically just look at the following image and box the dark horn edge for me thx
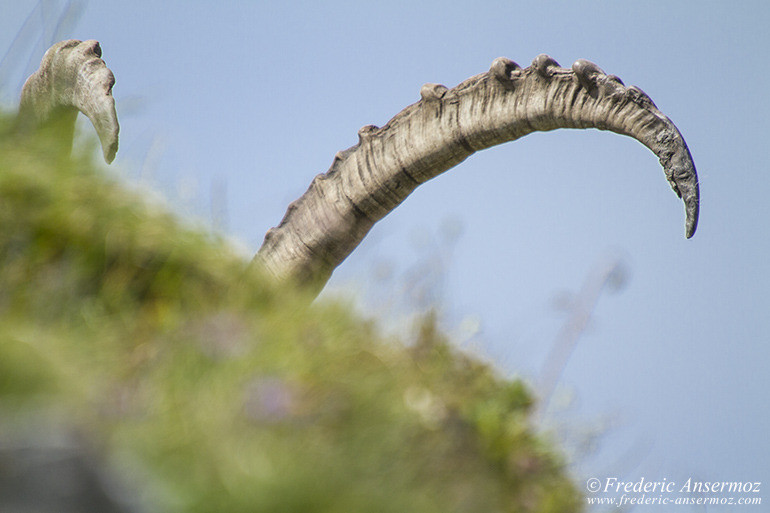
[684,182,700,239]
[102,136,119,164]
[667,134,700,239]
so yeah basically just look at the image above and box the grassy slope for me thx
[0,115,583,512]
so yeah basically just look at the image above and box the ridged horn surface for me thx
[253,55,699,291]
[19,40,119,163]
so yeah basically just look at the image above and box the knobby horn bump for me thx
[255,55,700,293]
[19,39,119,163]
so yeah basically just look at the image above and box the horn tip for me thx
[685,201,699,238]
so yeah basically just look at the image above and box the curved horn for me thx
[18,39,119,163]
[256,55,699,291]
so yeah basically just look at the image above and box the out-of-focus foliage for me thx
[0,113,582,512]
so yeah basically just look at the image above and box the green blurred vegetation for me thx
[0,113,583,512]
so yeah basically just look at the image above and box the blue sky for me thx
[3,0,768,505]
